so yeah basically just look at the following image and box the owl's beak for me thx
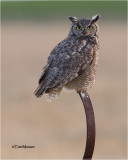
[83,30,86,36]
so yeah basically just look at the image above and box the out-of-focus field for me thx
[1,20,127,159]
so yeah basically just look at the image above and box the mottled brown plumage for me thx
[35,15,100,101]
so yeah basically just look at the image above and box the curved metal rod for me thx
[78,91,95,160]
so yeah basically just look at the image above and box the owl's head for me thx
[68,14,100,38]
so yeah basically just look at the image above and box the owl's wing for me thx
[38,63,50,84]
[35,39,94,97]
[37,40,67,84]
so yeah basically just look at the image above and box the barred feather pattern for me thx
[34,15,100,101]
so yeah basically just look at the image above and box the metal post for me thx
[78,91,96,160]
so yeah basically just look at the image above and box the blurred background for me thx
[1,1,127,159]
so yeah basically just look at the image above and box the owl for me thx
[35,15,100,101]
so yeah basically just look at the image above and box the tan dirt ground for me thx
[1,21,127,159]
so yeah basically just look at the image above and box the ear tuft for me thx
[68,16,78,24]
[91,14,101,23]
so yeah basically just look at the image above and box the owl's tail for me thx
[34,85,47,97]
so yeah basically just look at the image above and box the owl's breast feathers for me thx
[35,36,99,98]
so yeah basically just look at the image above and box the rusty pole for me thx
[78,91,96,160]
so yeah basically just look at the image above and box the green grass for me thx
[1,1,127,21]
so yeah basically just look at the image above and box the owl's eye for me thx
[87,26,93,30]
[76,25,82,30]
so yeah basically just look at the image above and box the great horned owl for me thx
[35,15,100,101]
